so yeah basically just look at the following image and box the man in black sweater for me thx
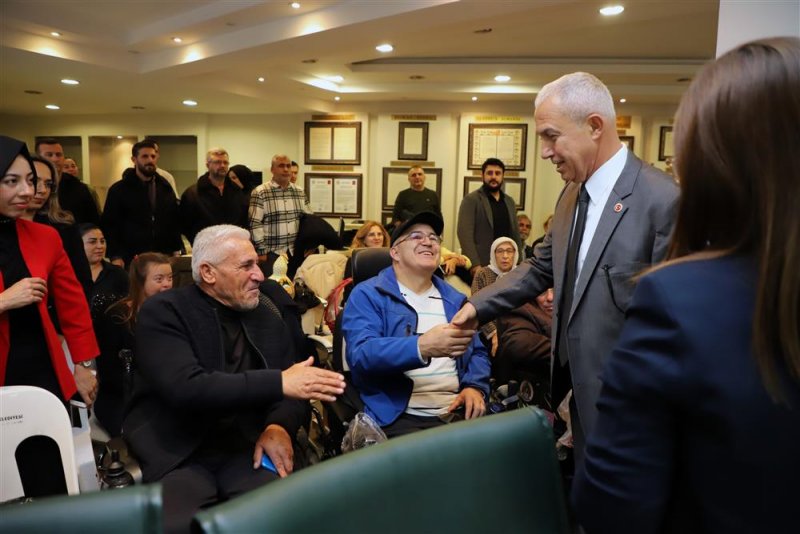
[392,165,441,227]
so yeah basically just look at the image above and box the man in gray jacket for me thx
[453,72,679,465]
[456,158,522,276]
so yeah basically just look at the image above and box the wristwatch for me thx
[79,360,96,369]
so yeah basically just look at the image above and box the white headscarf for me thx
[488,236,519,277]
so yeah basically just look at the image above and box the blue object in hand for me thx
[261,455,278,474]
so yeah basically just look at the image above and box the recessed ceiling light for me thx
[324,75,344,83]
[172,37,183,43]
[471,96,478,102]
[599,5,625,16]
[116,135,123,139]
[45,104,60,110]
[301,58,317,64]
[290,2,301,8]
[257,76,265,82]
[473,28,492,34]
[409,75,424,80]
[619,98,627,103]
[61,78,79,85]
[334,96,341,101]
[494,75,511,82]
[676,77,692,82]
[24,89,43,95]
[50,31,61,37]
[375,43,394,53]
[182,99,198,106]
[131,105,146,110]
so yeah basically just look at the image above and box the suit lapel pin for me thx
[613,202,623,213]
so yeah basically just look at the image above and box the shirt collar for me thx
[584,144,627,204]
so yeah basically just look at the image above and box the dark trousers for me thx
[161,449,278,534]
[381,413,449,439]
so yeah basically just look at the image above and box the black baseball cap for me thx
[391,211,444,245]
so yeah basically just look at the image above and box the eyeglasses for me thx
[395,231,441,246]
[495,247,516,255]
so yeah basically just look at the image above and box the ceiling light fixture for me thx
[599,5,625,16]
[619,98,627,103]
[409,75,424,80]
[61,78,79,85]
[334,96,341,101]
[494,75,511,82]
[375,43,393,53]
[131,105,146,110]
[301,58,317,64]
[257,76,265,82]
[172,37,183,43]
[45,104,60,110]
[116,135,123,139]
[24,89,43,95]
[50,31,61,37]
[290,2,301,8]
[182,99,198,106]
[471,96,478,102]
[473,28,492,34]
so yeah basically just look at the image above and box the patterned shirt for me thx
[248,181,312,256]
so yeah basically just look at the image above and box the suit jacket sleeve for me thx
[457,193,481,267]
[135,296,285,411]
[572,274,682,534]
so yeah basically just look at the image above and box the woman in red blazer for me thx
[0,136,98,407]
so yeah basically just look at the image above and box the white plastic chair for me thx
[0,386,80,502]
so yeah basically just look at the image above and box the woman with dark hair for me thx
[78,223,129,318]
[0,136,99,496]
[22,155,92,295]
[574,37,800,533]
[93,252,173,436]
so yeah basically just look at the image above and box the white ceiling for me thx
[0,0,719,116]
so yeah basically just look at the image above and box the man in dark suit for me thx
[123,225,345,533]
[452,72,679,464]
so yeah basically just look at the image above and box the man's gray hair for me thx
[535,72,616,124]
[191,225,250,283]
[206,147,228,162]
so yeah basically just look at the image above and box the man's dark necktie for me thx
[557,185,590,366]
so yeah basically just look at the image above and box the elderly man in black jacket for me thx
[123,224,345,534]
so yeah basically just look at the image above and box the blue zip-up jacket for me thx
[343,266,491,427]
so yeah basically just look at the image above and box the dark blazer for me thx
[123,283,308,482]
[101,168,182,266]
[471,152,679,440]
[573,255,800,534]
[457,186,522,267]
[58,172,100,225]
[179,173,249,244]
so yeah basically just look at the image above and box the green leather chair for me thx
[195,407,569,534]
[0,484,162,533]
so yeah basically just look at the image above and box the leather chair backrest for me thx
[0,483,162,534]
[195,407,569,534]
[350,247,392,285]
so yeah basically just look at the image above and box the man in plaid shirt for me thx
[249,154,312,262]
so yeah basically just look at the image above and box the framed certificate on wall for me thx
[305,173,362,218]
[468,123,528,171]
[304,122,362,165]
[397,122,429,160]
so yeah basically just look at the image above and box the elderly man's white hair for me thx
[535,72,616,124]
[191,225,251,283]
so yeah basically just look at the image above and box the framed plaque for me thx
[658,126,674,161]
[305,172,362,218]
[304,121,362,165]
[463,176,526,211]
[397,122,429,160]
[468,123,528,171]
[382,167,443,212]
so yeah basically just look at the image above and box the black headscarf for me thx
[0,135,34,175]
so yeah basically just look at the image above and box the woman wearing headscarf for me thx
[470,236,519,351]
[0,136,99,496]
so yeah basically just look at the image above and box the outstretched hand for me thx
[282,357,345,402]
[450,301,479,330]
